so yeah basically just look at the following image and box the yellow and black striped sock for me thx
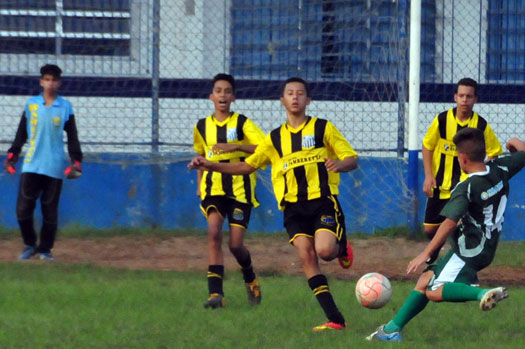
[308,274,345,325]
[208,265,224,296]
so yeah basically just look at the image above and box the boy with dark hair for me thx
[193,73,265,308]
[4,64,82,261]
[189,77,357,331]
[422,77,503,263]
[368,127,525,342]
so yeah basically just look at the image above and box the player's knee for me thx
[16,203,34,221]
[424,225,438,238]
[228,243,243,255]
[426,289,443,302]
[316,244,337,261]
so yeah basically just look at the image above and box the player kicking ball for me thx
[367,128,525,342]
[190,77,356,331]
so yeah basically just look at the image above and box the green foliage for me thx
[0,263,523,348]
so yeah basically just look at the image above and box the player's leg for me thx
[367,271,432,342]
[201,197,226,308]
[285,203,346,331]
[425,251,508,310]
[292,236,346,330]
[226,200,261,306]
[38,175,63,260]
[16,173,42,259]
[313,196,353,268]
[423,196,448,263]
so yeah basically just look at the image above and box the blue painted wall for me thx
[1,155,523,240]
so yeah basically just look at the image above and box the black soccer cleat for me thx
[204,293,225,309]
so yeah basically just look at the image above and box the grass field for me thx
[0,262,523,348]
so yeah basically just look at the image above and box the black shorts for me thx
[200,196,252,229]
[283,196,346,244]
[424,196,448,226]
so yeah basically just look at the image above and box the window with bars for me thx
[230,0,436,82]
[0,0,131,56]
[487,0,525,82]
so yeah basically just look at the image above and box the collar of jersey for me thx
[37,94,62,107]
[468,167,490,177]
[211,112,235,126]
[285,116,311,133]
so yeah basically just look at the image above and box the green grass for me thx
[0,263,523,348]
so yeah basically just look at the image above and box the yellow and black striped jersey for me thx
[193,112,265,206]
[423,108,503,199]
[245,116,357,210]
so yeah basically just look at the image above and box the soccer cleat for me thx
[366,325,402,342]
[245,278,262,306]
[338,240,354,269]
[480,287,508,311]
[313,321,347,332]
[203,293,224,309]
[39,252,55,261]
[18,245,36,260]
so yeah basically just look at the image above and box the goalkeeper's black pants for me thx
[16,173,63,253]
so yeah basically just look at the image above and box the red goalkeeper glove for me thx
[64,160,82,179]
[4,153,18,174]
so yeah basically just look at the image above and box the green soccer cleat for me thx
[245,278,262,306]
[480,287,508,311]
[204,293,225,309]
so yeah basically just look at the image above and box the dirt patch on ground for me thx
[1,236,523,286]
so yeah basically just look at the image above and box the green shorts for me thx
[426,250,479,291]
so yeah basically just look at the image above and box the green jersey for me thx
[441,151,525,270]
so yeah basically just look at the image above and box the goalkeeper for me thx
[368,128,525,342]
[4,64,83,261]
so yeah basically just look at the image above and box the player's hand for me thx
[423,176,437,197]
[188,155,208,170]
[64,160,82,179]
[4,152,18,174]
[212,143,238,155]
[506,137,525,153]
[324,158,341,173]
[406,252,429,274]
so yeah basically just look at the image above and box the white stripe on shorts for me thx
[429,253,465,291]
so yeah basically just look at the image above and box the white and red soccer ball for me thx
[355,272,392,309]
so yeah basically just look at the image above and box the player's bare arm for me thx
[324,156,358,173]
[212,143,257,154]
[406,218,457,274]
[188,155,256,175]
[506,137,525,152]
[196,169,202,197]
[422,146,437,197]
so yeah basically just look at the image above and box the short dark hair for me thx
[453,127,486,162]
[456,77,478,96]
[212,73,235,94]
[40,64,62,79]
[282,77,309,97]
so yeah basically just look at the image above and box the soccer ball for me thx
[355,272,392,309]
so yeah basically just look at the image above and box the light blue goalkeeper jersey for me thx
[22,94,73,179]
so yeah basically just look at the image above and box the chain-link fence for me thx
[0,0,524,234]
[1,0,522,158]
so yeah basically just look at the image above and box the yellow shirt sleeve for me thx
[245,133,273,169]
[325,121,357,159]
[243,118,266,146]
[483,123,503,157]
[193,124,205,155]
[422,116,440,151]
